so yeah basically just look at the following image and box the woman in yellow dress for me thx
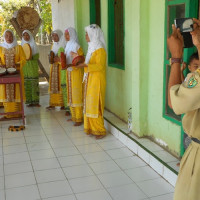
[46,29,65,110]
[75,24,107,139]
[0,29,26,119]
[64,27,84,126]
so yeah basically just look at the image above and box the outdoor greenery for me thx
[0,0,52,43]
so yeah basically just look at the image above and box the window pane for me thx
[167,4,185,59]
[165,64,181,121]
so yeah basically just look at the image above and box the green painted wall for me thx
[74,0,90,53]
[145,0,181,154]
[75,0,181,155]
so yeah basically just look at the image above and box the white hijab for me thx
[1,29,18,49]
[21,30,39,55]
[85,24,106,64]
[51,29,65,55]
[64,27,80,64]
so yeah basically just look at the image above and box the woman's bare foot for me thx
[27,104,34,107]
[74,122,82,126]
[67,119,72,121]
[96,135,106,139]
[61,106,65,110]
[46,106,55,110]
[65,111,70,116]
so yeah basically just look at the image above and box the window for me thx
[90,0,101,27]
[108,0,124,69]
[163,0,198,156]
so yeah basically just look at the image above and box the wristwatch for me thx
[169,58,182,65]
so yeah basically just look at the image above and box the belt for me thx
[191,137,200,144]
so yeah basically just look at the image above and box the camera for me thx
[174,18,194,48]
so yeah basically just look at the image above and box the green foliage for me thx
[0,0,29,33]
[38,0,52,35]
[0,0,52,42]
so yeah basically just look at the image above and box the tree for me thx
[0,0,29,34]
[36,0,52,43]
[0,0,52,43]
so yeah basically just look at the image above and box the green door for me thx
[163,0,199,156]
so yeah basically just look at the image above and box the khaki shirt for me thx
[170,69,200,140]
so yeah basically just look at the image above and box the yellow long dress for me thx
[67,48,84,122]
[83,48,106,135]
[49,61,64,107]
[0,46,26,118]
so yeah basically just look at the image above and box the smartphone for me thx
[174,18,194,48]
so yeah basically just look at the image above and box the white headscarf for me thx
[1,29,18,49]
[85,24,106,64]
[51,29,65,54]
[64,27,80,64]
[21,30,39,55]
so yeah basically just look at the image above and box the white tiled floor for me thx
[0,85,174,200]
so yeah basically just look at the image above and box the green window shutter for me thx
[108,0,125,69]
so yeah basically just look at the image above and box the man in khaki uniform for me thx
[167,19,200,200]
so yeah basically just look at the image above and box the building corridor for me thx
[0,83,174,200]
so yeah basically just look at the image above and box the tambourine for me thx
[60,52,67,69]
[22,43,32,60]
[72,56,85,66]
[49,51,55,64]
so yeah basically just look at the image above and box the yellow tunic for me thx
[67,48,84,122]
[83,48,106,135]
[49,62,64,107]
[170,70,200,200]
[0,46,26,118]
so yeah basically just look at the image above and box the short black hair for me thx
[189,52,199,65]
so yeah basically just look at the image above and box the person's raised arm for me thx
[167,24,184,109]
[191,18,200,58]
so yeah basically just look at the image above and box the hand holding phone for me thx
[174,18,194,48]
[191,18,200,49]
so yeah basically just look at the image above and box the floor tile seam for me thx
[4,167,34,176]
[5,181,39,190]
[23,134,43,199]
[100,181,145,192]
[73,188,114,200]
[27,154,58,162]
[27,147,53,152]
[133,177,173,198]
[75,148,116,200]
[123,170,164,184]
[88,165,122,175]
[2,143,27,148]
[105,182,148,200]
[4,158,32,165]
[41,125,78,198]
[147,192,174,199]
[42,194,78,200]
[105,154,133,160]
[110,154,148,172]
[3,148,28,155]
